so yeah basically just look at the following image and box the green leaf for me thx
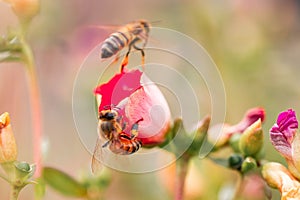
[34,178,46,200]
[42,167,87,197]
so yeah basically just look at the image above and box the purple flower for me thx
[270,109,298,159]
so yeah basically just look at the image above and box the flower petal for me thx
[233,107,266,133]
[94,70,142,111]
[262,162,300,200]
[270,109,298,159]
[125,74,171,145]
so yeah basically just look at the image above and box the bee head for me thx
[140,20,150,33]
[99,110,117,121]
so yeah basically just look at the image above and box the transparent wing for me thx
[86,24,124,32]
[91,138,104,174]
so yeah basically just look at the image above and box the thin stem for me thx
[10,185,21,200]
[19,27,42,177]
[232,173,242,200]
[175,155,190,200]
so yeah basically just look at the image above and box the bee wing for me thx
[86,24,124,32]
[91,137,104,174]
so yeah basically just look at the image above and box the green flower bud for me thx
[239,119,263,157]
[228,154,243,170]
[241,157,257,174]
[229,133,241,153]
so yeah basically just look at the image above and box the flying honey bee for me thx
[91,107,143,173]
[100,19,150,72]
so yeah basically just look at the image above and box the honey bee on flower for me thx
[91,69,171,173]
[91,106,143,173]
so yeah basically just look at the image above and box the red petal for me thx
[94,70,142,111]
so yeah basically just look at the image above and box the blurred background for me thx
[1,0,300,199]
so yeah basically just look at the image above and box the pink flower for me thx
[231,107,266,133]
[270,109,300,180]
[208,107,265,147]
[94,69,171,146]
[270,109,298,159]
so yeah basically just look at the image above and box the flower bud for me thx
[208,107,265,148]
[2,0,39,22]
[228,154,243,170]
[229,133,242,153]
[241,157,257,174]
[0,112,17,163]
[239,119,263,157]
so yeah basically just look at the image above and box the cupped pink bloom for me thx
[94,69,171,146]
[208,107,265,147]
[270,109,298,159]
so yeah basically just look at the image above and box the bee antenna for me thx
[150,20,162,25]
[136,118,144,124]
[103,105,111,110]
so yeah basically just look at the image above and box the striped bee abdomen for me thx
[100,32,130,59]
[109,133,142,155]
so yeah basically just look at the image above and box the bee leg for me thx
[121,45,132,72]
[114,53,120,63]
[116,115,122,123]
[102,141,110,148]
[130,118,144,138]
[133,44,145,71]
[122,122,127,131]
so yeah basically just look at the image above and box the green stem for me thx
[175,155,190,200]
[10,185,22,200]
[19,27,42,177]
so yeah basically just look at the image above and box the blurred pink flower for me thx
[270,109,298,159]
[208,107,265,147]
[240,174,266,200]
[94,69,171,146]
